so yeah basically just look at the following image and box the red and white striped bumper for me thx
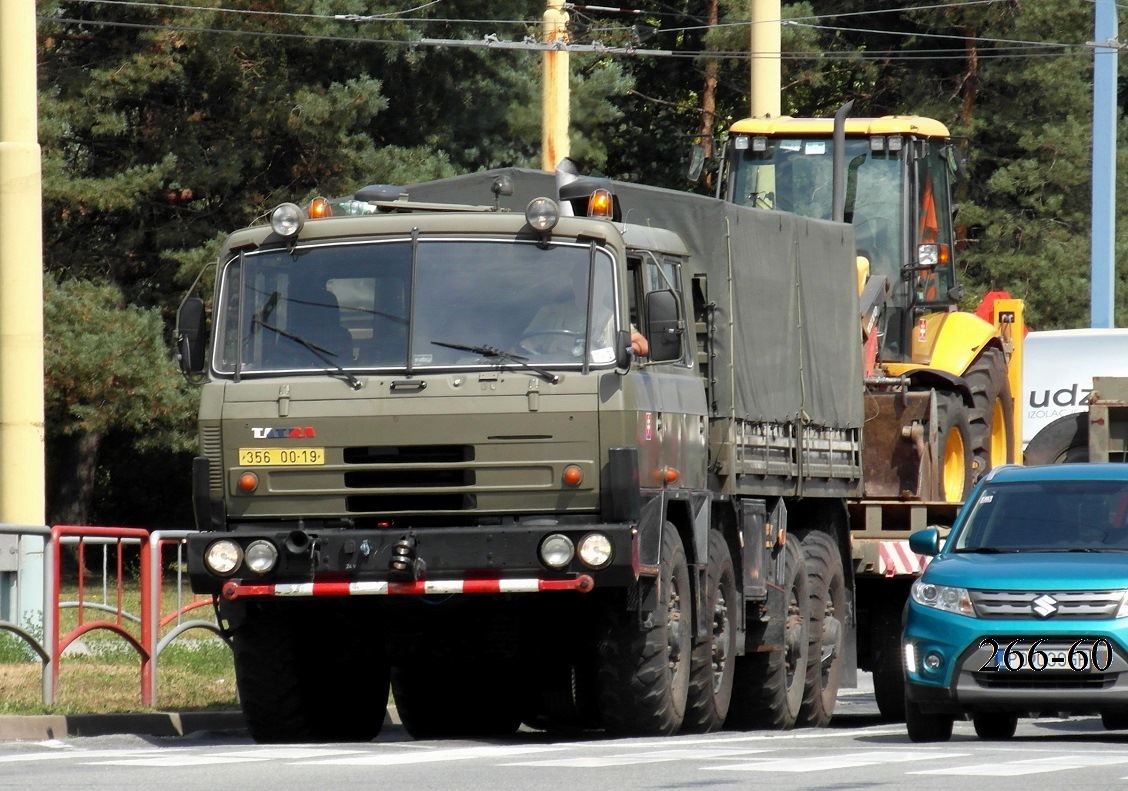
[877,540,929,577]
[221,575,595,600]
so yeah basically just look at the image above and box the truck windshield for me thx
[730,137,905,284]
[213,238,619,375]
[952,480,1128,553]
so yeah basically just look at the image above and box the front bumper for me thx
[187,520,638,598]
[904,602,1128,715]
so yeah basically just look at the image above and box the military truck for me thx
[178,162,1021,742]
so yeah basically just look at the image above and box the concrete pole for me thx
[0,1,48,628]
[542,0,570,172]
[750,0,781,118]
[1091,0,1117,328]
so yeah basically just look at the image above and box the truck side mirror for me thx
[645,289,682,363]
[176,296,207,375]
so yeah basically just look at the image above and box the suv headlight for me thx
[911,578,975,616]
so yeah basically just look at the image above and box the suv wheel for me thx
[973,712,1017,740]
[905,697,954,743]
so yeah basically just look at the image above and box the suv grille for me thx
[970,589,1126,620]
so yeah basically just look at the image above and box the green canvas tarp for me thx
[405,169,863,434]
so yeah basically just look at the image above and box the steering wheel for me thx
[518,329,582,354]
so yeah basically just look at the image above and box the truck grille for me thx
[201,426,223,491]
[970,589,1126,620]
[342,445,476,514]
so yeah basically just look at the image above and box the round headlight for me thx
[204,540,243,575]
[525,197,560,233]
[244,540,279,574]
[577,532,613,569]
[270,202,305,238]
[540,533,574,569]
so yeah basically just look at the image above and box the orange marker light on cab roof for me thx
[588,189,614,219]
[238,472,259,493]
[308,196,332,219]
[563,465,584,487]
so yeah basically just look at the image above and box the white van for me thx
[1022,328,1128,463]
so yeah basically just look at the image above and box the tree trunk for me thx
[698,0,719,189]
[47,430,104,527]
[960,26,978,127]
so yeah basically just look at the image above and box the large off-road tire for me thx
[905,697,954,742]
[796,530,846,728]
[725,534,809,730]
[684,530,737,733]
[870,600,906,722]
[965,347,1015,477]
[392,659,522,739]
[597,521,692,736]
[520,657,601,733]
[232,602,389,743]
[935,391,974,503]
[1024,412,1089,465]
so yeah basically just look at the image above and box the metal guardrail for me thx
[0,524,226,707]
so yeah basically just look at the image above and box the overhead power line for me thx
[41,1,1099,63]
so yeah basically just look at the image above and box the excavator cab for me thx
[722,113,1021,502]
[724,116,961,365]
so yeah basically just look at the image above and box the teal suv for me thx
[903,463,1128,741]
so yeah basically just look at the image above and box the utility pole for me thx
[0,1,47,628]
[542,0,570,172]
[0,1,46,526]
[1091,0,1118,328]
[750,0,781,118]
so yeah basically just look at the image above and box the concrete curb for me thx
[0,707,411,742]
[0,711,247,741]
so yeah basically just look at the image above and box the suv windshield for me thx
[952,479,1128,553]
[213,238,619,375]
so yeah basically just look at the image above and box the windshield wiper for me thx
[255,318,362,390]
[955,546,1016,554]
[431,340,560,384]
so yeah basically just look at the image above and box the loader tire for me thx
[597,521,691,736]
[1023,412,1089,465]
[796,530,846,727]
[725,534,809,730]
[684,530,737,733]
[935,391,974,503]
[965,347,1015,477]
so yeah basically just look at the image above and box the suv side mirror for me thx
[908,526,942,557]
[645,289,682,363]
[176,296,207,375]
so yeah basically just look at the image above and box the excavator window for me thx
[914,147,957,304]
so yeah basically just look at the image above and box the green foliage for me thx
[30,0,1128,523]
[0,630,38,663]
[44,277,194,442]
